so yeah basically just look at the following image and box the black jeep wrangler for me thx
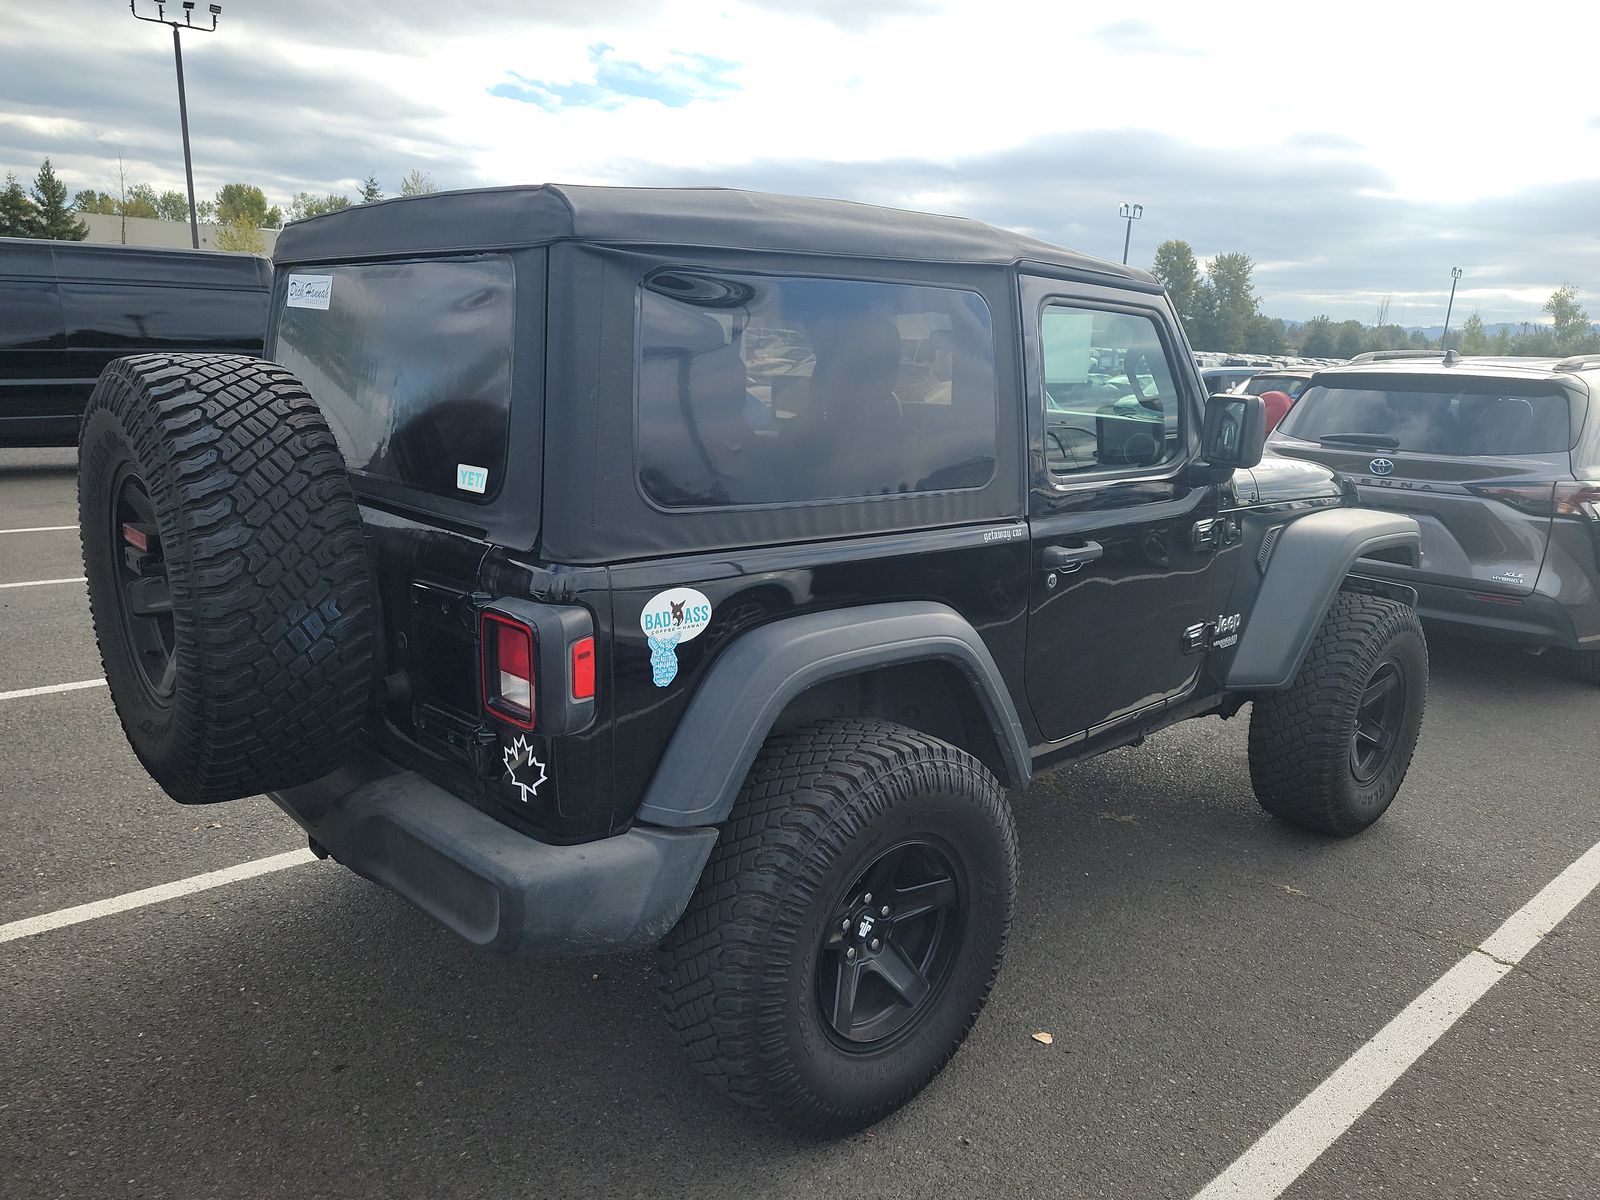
[78,185,1428,1133]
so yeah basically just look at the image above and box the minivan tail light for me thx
[1465,483,1557,516]
[1553,481,1600,518]
[482,612,536,728]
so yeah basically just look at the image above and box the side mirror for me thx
[1199,392,1267,471]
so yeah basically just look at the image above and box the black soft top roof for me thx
[272,183,1155,284]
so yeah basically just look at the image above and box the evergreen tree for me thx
[31,158,88,240]
[0,172,40,237]
[359,174,383,204]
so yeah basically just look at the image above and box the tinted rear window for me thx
[273,256,514,503]
[637,271,997,508]
[1283,380,1574,455]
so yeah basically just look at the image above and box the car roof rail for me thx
[1348,350,1448,363]
[1554,354,1600,372]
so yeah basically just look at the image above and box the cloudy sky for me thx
[4,0,1598,326]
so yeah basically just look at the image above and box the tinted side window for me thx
[60,283,266,350]
[638,272,997,508]
[273,257,515,503]
[1041,305,1182,477]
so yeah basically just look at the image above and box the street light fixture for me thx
[1441,266,1464,350]
[1119,201,1143,265]
[129,1,222,250]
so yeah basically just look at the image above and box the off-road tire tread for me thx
[658,717,1017,1133]
[1248,592,1426,836]
[79,353,373,803]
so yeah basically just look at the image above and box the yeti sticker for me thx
[641,587,712,687]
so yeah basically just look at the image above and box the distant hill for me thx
[1274,318,1559,339]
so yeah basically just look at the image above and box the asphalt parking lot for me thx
[2,444,1597,1200]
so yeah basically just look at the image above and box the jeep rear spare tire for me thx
[659,718,1018,1134]
[78,353,374,804]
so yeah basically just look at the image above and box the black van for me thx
[0,238,270,446]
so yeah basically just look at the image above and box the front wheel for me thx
[659,718,1018,1134]
[1248,592,1428,836]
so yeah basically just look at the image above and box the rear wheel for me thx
[79,353,374,804]
[1569,648,1600,686]
[1248,592,1428,836]
[659,718,1017,1134]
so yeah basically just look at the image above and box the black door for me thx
[1021,278,1226,742]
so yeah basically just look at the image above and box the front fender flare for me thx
[1226,508,1422,690]
[635,602,1031,828]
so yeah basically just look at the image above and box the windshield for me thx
[1281,380,1575,456]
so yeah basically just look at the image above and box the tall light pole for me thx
[130,2,222,249]
[1119,202,1144,265]
[1441,266,1464,350]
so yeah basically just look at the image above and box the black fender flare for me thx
[1226,507,1423,690]
[635,602,1032,828]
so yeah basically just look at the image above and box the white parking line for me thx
[0,849,318,944]
[0,525,77,535]
[0,679,105,702]
[1193,837,1600,1200]
[0,576,86,590]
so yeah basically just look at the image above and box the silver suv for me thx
[1266,350,1600,682]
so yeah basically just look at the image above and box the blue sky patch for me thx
[491,45,739,111]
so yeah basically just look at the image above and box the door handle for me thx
[1042,541,1104,570]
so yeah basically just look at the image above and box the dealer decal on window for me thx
[285,274,333,310]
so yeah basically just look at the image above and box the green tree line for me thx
[2,157,442,251]
[1151,237,1599,359]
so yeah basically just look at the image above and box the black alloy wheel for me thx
[1350,660,1406,784]
[109,464,176,700]
[817,838,963,1049]
[659,718,1018,1133]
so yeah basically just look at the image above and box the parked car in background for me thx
[1239,369,1316,400]
[1266,350,1600,682]
[1199,365,1260,394]
[0,238,270,446]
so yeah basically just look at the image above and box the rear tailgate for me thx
[1270,438,1557,593]
[1269,374,1579,595]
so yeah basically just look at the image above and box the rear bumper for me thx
[270,752,718,954]
[1406,579,1585,649]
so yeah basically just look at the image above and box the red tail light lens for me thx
[482,612,536,728]
[570,636,596,701]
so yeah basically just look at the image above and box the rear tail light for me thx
[1554,481,1600,518]
[1467,481,1600,518]
[1466,482,1557,515]
[570,636,595,701]
[482,612,536,728]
